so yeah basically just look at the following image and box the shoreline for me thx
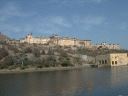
[0,64,91,74]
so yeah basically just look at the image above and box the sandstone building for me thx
[96,53,128,67]
[20,34,92,48]
[20,34,121,50]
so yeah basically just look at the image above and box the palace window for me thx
[115,61,117,64]
[112,61,114,65]
[102,60,104,64]
[99,60,101,64]
[105,60,107,64]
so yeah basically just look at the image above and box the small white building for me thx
[95,42,120,50]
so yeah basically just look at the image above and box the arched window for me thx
[115,61,117,64]
[99,60,101,64]
[112,61,114,65]
[102,60,104,64]
[105,60,107,64]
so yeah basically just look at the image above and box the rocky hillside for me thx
[0,43,84,69]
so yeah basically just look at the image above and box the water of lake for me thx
[0,66,128,96]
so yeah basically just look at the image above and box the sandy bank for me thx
[0,64,91,74]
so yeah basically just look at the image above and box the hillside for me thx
[0,40,127,70]
[0,43,83,69]
[0,33,127,70]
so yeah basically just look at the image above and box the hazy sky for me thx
[0,0,128,48]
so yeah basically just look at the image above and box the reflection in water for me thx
[110,67,128,87]
[0,67,128,96]
[85,80,94,96]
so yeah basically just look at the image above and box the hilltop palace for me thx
[20,34,120,50]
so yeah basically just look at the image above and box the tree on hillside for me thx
[0,48,8,60]
[33,48,40,57]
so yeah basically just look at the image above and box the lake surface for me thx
[0,67,128,96]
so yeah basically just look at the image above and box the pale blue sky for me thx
[0,0,128,48]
